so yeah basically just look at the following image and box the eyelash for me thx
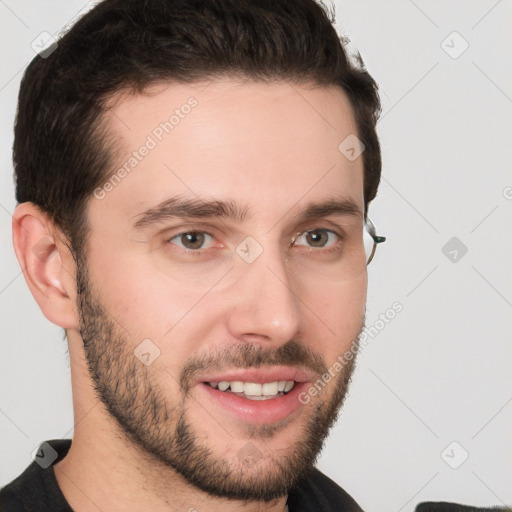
[166,230,218,256]
[291,229,343,253]
[165,227,344,255]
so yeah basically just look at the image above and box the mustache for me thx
[180,339,328,392]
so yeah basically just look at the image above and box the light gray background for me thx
[1,1,511,510]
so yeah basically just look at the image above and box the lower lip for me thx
[198,382,309,425]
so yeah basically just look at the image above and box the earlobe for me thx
[12,203,78,329]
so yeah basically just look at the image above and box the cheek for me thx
[304,274,366,354]
[86,248,204,346]
[84,229,232,374]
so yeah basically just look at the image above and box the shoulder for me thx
[0,460,42,510]
[0,439,72,512]
[287,466,364,512]
[415,503,512,512]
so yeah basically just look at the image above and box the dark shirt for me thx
[415,504,512,512]
[0,439,364,511]
[2,440,509,512]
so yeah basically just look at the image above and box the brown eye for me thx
[305,229,328,247]
[294,229,338,248]
[170,231,212,250]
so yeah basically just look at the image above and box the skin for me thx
[12,78,367,512]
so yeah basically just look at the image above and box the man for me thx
[0,1,385,509]
[12,0,505,510]
[2,1,511,511]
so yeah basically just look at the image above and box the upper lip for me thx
[196,366,316,385]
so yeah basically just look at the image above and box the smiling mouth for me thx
[206,380,296,400]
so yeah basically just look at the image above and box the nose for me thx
[226,245,302,346]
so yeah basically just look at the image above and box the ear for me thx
[12,203,78,329]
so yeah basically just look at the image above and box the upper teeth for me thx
[208,380,295,396]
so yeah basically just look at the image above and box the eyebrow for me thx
[132,195,362,230]
[133,197,250,229]
[294,198,363,224]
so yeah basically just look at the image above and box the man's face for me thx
[77,79,367,500]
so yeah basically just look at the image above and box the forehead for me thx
[91,79,364,227]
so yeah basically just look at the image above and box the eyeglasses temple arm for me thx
[372,235,386,244]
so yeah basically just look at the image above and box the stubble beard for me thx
[75,257,362,502]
